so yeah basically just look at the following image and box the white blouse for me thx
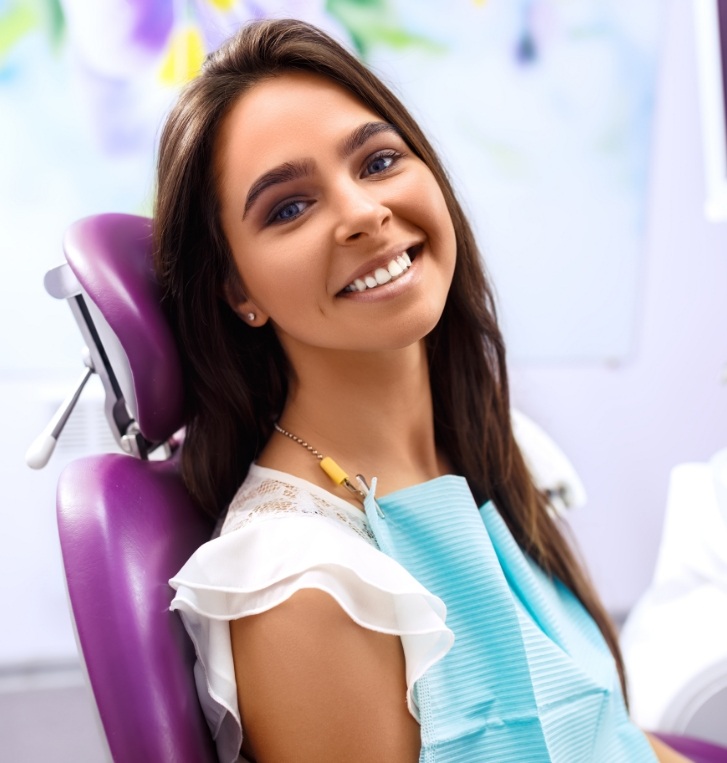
[169,464,454,763]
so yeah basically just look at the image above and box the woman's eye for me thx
[269,200,307,224]
[363,150,402,177]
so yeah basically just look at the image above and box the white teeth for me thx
[343,249,416,294]
[388,260,403,277]
[374,267,392,285]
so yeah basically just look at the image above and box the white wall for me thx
[511,0,727,616]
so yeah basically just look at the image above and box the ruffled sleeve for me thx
[169,488,453,763]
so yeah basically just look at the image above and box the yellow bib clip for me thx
[320,456,366,501]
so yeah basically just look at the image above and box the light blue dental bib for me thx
[363,476,656,763]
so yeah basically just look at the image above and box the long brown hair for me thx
[153,18,627,701]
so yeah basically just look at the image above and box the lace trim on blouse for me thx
[221,465,377,545]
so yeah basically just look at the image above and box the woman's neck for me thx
[257,340,450,500]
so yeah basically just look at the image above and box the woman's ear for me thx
[223,279,270,327]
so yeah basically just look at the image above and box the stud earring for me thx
[246,312,256,322]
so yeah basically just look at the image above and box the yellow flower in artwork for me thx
[159,25,206,86]
[206,0,236,9]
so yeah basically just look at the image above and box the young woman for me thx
[162,18,689,763]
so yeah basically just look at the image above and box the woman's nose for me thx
[332,183,391,244]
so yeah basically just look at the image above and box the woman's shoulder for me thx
[220,462,376,545]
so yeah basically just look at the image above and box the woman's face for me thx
[216,71,456,359]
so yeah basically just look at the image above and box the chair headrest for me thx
[63,213,185,443]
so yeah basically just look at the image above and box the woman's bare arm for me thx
[230,588,421,763]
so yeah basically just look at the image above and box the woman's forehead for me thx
[228,69,375,122]
[215,72,382,185]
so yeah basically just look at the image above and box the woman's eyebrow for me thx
[339,121,400,158]
[243,158,314,219]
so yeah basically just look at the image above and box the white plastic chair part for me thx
[621,582,727,743]
[35,262,141,462]
[621,455,727,747]
[662,655,727,747]
[510,408,588,514]
[652,462,727,589]
[25,366,94,469]
[710,447,727,526]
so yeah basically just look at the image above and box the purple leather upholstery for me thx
[57,213,216,760]
[64,213,184,443]
[653,732,727,762]
[58,453,216,762]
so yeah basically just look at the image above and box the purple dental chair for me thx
[31,213,727,763]
[34,213,216,762]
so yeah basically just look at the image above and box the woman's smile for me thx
[339,242,421,294]
[215,70,457,355]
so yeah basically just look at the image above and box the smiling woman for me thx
[216,71,455,358]
[158,18,682,763]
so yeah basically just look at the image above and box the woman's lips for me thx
[337,243,424,296]
[337,244,423,302]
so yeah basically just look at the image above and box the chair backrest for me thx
[53,214,216,762]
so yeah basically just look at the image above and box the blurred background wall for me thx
[0,0,725,757]
[511,0,727,618]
